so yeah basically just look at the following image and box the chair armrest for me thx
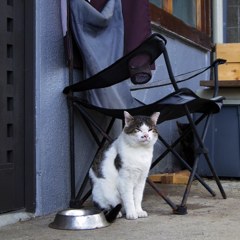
[210,58,227,98]
[63,33,167,94]
[131,59,227,93]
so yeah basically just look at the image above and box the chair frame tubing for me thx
[68,98,226,214]
[64,26,226,213]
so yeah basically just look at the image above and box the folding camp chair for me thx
[62,1,227,215]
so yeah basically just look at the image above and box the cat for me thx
[176,121,195,168]
[89,111,160,221]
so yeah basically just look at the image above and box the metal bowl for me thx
[49,208,110,230]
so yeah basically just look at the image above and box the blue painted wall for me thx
[34,1,210,215]
[35,0,70,215]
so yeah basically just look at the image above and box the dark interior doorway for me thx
[0,0,35,214]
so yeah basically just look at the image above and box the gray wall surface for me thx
[34,1,210,215]
[35,0,70,215]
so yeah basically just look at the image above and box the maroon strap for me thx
[121,0,151,54]
[89,0,107,11]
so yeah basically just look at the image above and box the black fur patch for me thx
[177,121,195,167]
[91,142,112,178]
[104,204,122,223]
[114,154,122,171]
[93,202,122,223]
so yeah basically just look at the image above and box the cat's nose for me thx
[142,133,149,139]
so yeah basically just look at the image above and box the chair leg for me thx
[202,151,227,199]
[69,104,116,208]
[173,109,226,213]
[154,134,216,197]
[68,103,226,213]
[198,114,227,199]
[183,106,227,199]
[70,169,91,208]
[147,177,179,212]
[151,113,218,197]
[150,108,226,214]
[68,99,76,203]
[176,154,200,213]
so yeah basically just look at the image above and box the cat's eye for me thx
[148,128,153,132]
[135,128,141,132]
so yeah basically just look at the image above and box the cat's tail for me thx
[104,204,122,223]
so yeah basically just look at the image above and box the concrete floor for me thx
[0,179,240,240]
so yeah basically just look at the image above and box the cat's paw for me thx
[126,211,138,220]
[137,210,148,218]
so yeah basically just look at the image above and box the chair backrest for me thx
[61,0,174,108]
[216,43,240,81]
[62,0,163,109]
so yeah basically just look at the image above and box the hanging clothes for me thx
[90,0,153,85]
[61,0,152,107]
[90,0,151,54]
[70,0,135,108]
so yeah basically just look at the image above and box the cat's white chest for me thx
[116,134,154,170]
[121,145,152,171]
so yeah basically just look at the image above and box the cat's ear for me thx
[150,112,160,125]
[124,111,134,127]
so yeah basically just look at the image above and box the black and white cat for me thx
[89,111,160,221]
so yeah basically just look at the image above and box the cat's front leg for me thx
[123,193,138,220]
[134,176,148,218]
[118,179,138,220]
[137,209,148,218]
[126,209,138,220]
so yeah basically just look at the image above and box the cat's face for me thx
[123,111,160,146]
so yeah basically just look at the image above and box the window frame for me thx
[149,0,212,50]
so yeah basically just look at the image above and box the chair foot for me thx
[69,199,83,209]
[172,205,188,215]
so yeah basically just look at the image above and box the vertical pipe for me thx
[212,0,224,43]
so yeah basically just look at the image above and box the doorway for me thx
[0,0,35,213]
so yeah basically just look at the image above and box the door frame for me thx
[24,0,36,212]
